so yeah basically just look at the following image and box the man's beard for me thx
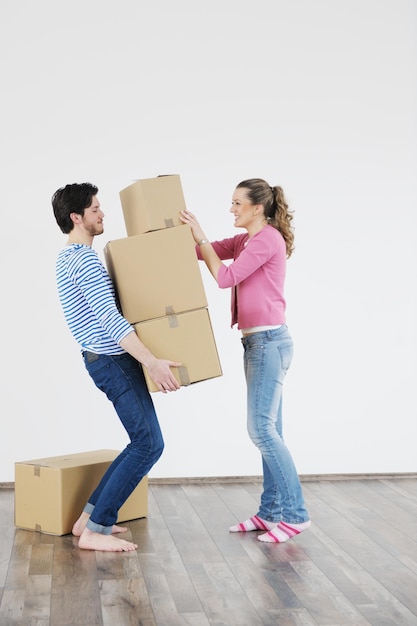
[89,223,104,236]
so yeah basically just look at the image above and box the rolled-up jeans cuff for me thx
[86,519,113,535]
[83,502,112,534]
[83,502,95,515]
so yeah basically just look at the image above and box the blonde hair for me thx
[236,178,295,257]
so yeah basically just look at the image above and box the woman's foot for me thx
[78,528,137,552]
[229,515,278,533]
[72,512,128,537]
[258,520,311,543]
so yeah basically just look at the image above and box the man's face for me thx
[80,196,105,236]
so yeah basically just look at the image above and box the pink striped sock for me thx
[258,520,311,543]
[229,515,278,533]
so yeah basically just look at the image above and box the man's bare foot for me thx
[78,528,138,552]
[72,511,128,537]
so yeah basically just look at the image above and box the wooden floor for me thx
[1,477,417,626]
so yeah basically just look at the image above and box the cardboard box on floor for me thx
[135,308,222,392]
[119,174,186,236]
[14,450,148,536]
[104,225,207,324]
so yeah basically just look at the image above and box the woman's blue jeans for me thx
[82,351,164,534]
[242,326,309,524]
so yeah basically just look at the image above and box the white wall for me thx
[1,0,416,482]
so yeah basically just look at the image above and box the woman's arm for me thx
[180,210,223,282]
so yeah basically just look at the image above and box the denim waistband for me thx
[240,325,289,345]
[82,350,129,364]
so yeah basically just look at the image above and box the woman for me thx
[180,178,310,543]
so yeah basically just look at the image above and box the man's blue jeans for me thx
[242,326,309,524]
[82,351,164,534]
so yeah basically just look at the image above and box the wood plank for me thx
[213,481,261,527]
[0,527,52,624]
[95,543,156,625]
[185,561,265,626]
[99,577,156,626]
[29,543,54,576]
[50,536,103,626]
[152,484,266,625]
[303,481,417,623]
[0,489,15,594]
[20,573,52,625]
[333,480,417,569]
[132,486,211,622]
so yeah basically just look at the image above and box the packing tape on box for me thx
[168,313,179,328]
[178,366,190,386]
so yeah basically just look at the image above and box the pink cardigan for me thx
[197,225,287,329]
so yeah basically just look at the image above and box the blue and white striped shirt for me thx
[56,244,133,354]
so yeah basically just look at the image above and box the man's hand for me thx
[146,356,182,393]
[120,331,181,393]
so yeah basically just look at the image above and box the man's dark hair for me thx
[52,182,99,234]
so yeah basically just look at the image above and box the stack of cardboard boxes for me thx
[104,174,222,392]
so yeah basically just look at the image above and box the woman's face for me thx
[230,187,256,229]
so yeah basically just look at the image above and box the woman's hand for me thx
[180,210,207,244]
[180,209,222,283]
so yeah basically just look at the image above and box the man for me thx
[52,182,181,552]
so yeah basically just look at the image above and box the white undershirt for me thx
[241,324,282,336]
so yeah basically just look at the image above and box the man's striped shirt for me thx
[56,243,133,354]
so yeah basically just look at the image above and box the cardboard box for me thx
[14,449,148,536]
[135,308,222,392]
[119,174,186,235]
[104,225,207,324]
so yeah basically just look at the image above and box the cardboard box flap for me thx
[15,449,122,471]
